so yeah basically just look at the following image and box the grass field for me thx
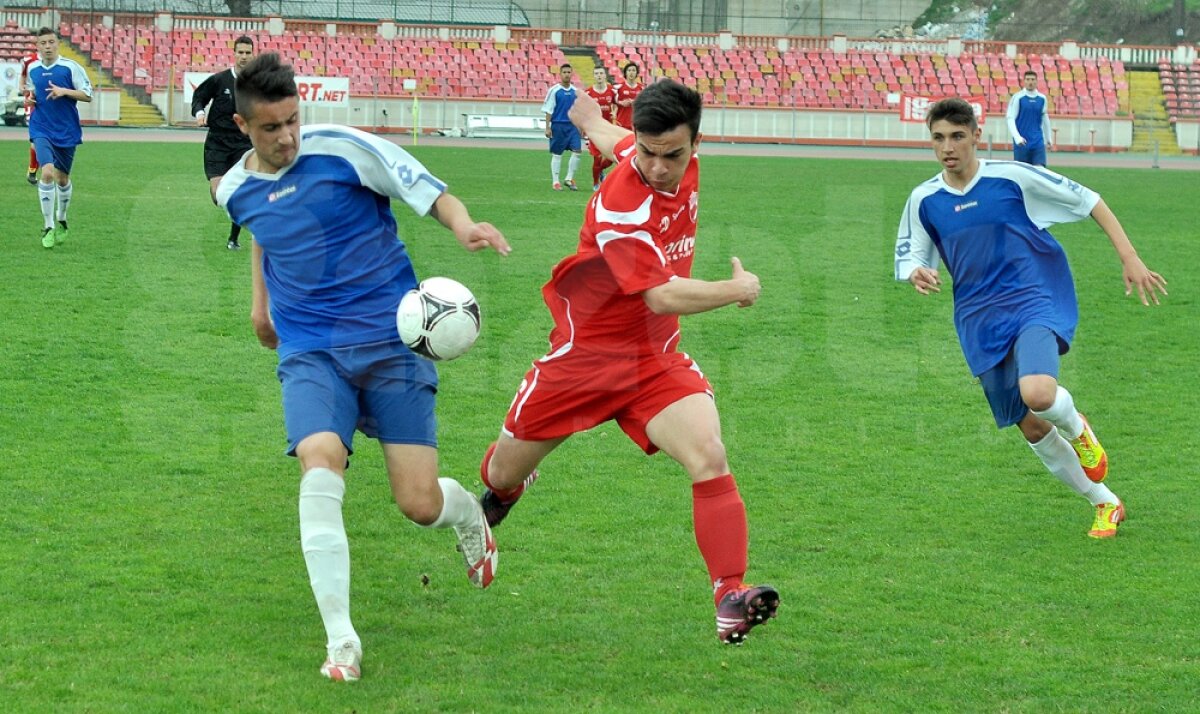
[1,136,1197,712]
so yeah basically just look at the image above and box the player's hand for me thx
[46,81,67,99]
[1014,138,1027,146]
[909,267,942,295]
[1121,257,1168,306]
[251,310,279,349]
[730,257,761,307]
[568,91,602,130]
[456,221,511,256]
[196,113,208,127]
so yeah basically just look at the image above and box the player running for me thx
[896,97,1167,538]
[478,81,780,645]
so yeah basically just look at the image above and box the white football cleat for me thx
[455,499,497,588]
[320,640,362,682]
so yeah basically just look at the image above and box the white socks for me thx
[38,181,55,229]
[1029,428,1118,506]
[566,152,580,180]
[422,478,480,529]
[550,154,562,183]
[299,467,358,649]
[56,182,72,222]
[1031,386,1085,440]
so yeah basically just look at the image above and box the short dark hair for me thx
[632,80,702,140]
[624,62,640,75]
[234,35,254,49]
[926,97,977,131]
[560,62,572,71]
[1023,70,1037,78]
[36,26,56,38]
[235,52,297,120]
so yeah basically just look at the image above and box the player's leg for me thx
[564,138,581,190]
[279,350,362,680]
[479,434,563,526]
[27,141,37,184]
[359,344,498,589]
[591,150,603,190]
[549,127,565,189]
[643,392,779,644]
[51,146,75,245]
[1016,327,1107,481]
[33,138,55,247]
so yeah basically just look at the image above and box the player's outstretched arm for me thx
[642,257,761,316]
[430,192,512,256]
[249,240,279,349]
[1090,198,1168,306]
[570,91,630,162]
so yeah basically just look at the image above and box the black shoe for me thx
[226,238,241,250]
[716,585,780,645]
[26,171,37,185]
[479,469,537,528]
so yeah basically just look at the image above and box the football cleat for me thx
[455,499,497,588]
[1069,413,1108,482]
[1088,502,1125,539]
[552,181,563,191]
[592,183,601,192]
[40,227,54,249]
[54,221,67,246]
[227,238,241,251]
[320,640,362,682]
[716,584,780,644]
[564,179,578,191]
[26,170,37,185]
[480,469,538,528]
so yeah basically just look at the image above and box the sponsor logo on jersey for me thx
[663,234,695,262]
[268,184,297,203]
[954,200,978,213]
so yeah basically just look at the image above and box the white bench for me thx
[463,114,546,139]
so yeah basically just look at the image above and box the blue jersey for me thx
[1006,90,1051,148]
[216,124,446,358]
[28,59,92,146]
[541,83,577,123]
[895,160,1100,376]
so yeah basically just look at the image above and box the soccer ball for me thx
[396,277,482,361]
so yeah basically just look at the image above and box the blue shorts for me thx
[978,326,1064,428]
[276,339,439,457]
[32,137,76,175]
[1013,142,1046,167]
[549,122,581,154]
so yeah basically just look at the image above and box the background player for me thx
[19,41,39,184]
[27,26,91,249]
[478,82,780,645]
[217,53,511,682]
[1006,70,1053,166]
[542,63,581,191]
[896,97,1167,539]
[192,35,255,250]
[613,61,642,131]
[584,66,616,191]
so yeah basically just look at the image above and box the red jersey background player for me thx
[476,82,780,646]
[584,67,617,191]
[613,62,643,130]
[19,47,38,184]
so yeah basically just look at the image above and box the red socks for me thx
[479,441,523,504]
[692,474,748,604]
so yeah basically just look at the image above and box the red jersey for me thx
[585,83,617,124]
[20,52,38,108]
[614,82,643,129]
[541,134,700,357]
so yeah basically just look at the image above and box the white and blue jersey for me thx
[1006,90,1051,148]
[28,58,92,146]
[895,160,1100,376]
[541,83,577,123]
[216,124,446,359]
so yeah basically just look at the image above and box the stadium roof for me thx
[13,0,530,26]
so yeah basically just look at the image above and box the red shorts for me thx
[502,348,713,454]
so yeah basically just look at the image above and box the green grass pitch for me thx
[0,137,1197,711]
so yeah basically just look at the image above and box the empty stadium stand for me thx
[1159,59,1200,121]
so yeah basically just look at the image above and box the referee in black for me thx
[193,35,255,250]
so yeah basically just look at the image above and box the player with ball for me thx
[216,54,510,682]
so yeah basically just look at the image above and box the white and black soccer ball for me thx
[396,277,482,361]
